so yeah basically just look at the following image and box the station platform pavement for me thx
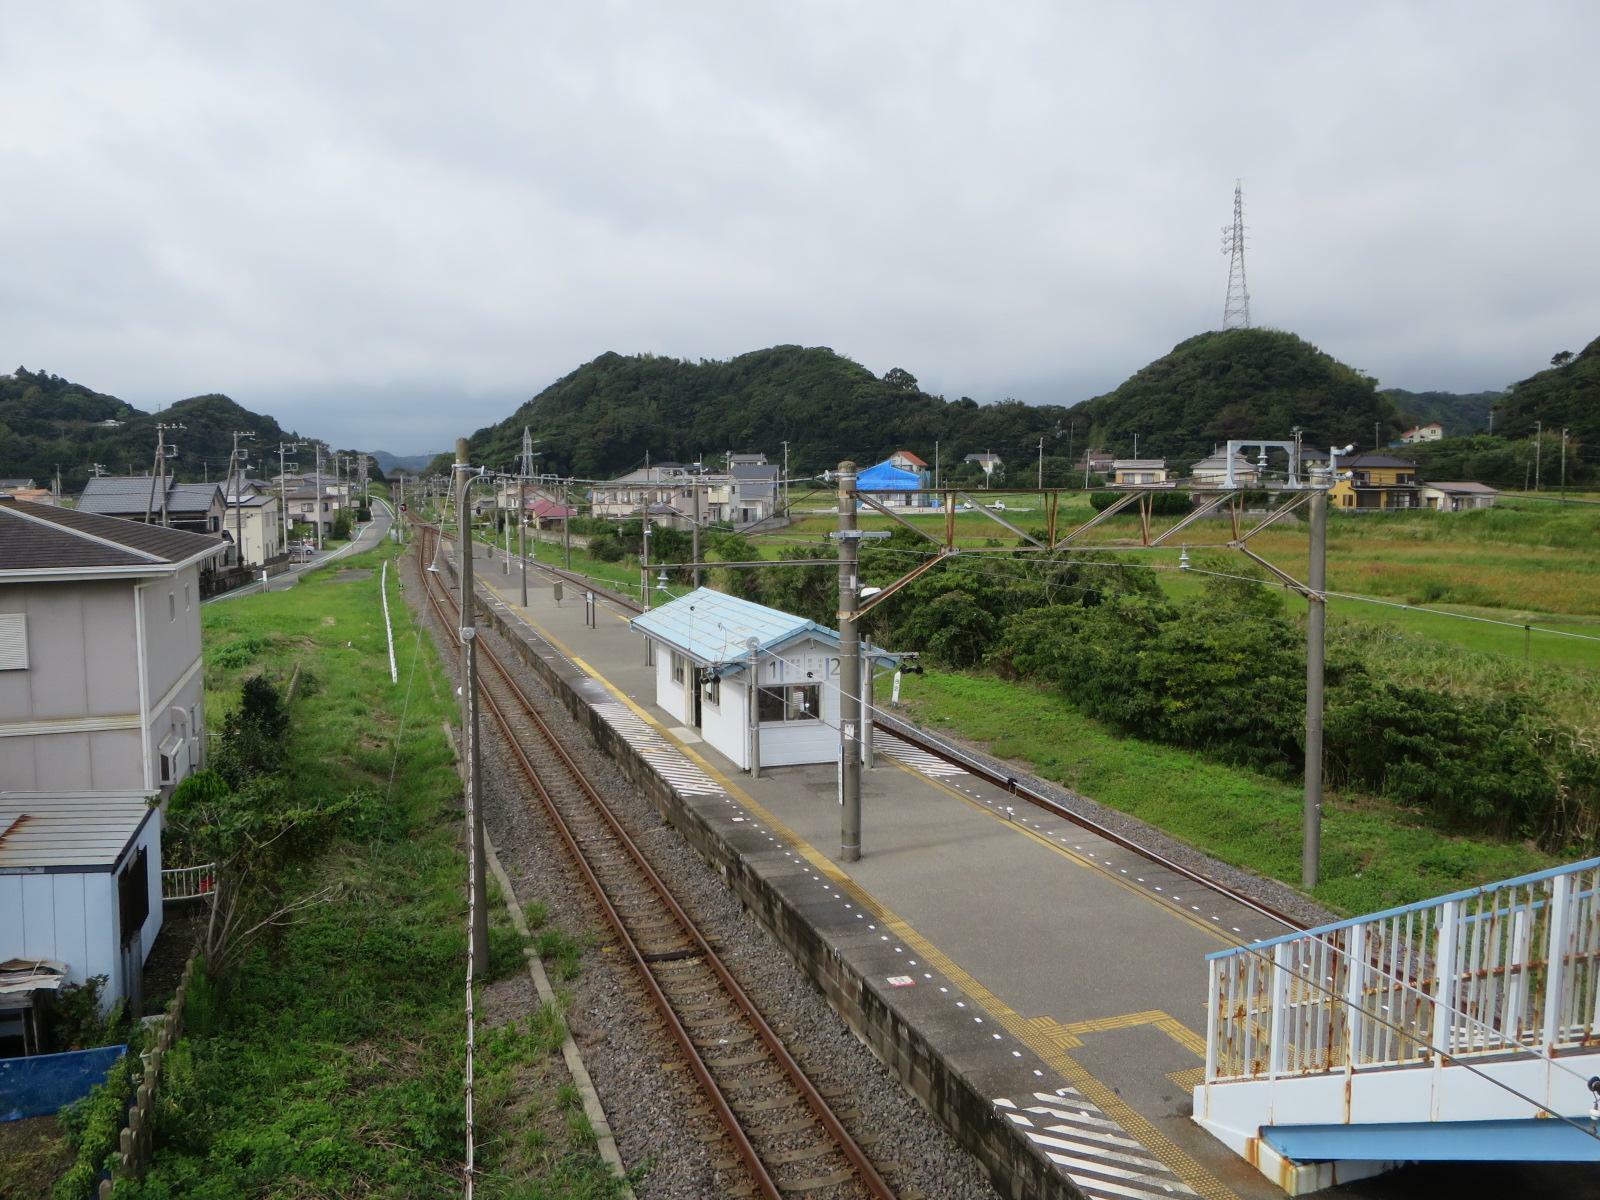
[464,544,1298,1200]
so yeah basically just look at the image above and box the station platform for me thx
[461,544,1302,1200]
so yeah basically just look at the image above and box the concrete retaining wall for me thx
[477,593,1079,1200]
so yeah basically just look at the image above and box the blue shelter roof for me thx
[857,461,919,491]
[630,588,896,676]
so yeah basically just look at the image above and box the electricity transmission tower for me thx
[1221,179,1251,329]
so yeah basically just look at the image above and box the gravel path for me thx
[405,549,1001,1200]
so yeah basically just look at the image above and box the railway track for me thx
[418,528,900,1200]
[461,526,1306,935]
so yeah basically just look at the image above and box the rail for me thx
[1205,856,1600,1083]
[421,517,1307,935]
[419,526,897,1200]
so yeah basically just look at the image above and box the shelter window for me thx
[759,683,821,723]
[671,652,686,685]
[703,675,720,706]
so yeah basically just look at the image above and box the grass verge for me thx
[898,671,1560,916]
[113,540,626,1199]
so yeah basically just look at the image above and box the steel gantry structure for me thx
[833,468,1333,885]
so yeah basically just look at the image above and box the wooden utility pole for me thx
[455,438,491,972]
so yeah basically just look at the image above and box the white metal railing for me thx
[161,863,216,903]
[1206,857,1600,1083]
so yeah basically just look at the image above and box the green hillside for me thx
[0,368,307,490]
[436,345,1073,481]
[1064,329,1402,465]
[1379,388,1501,435]
[1493,336,1600,448]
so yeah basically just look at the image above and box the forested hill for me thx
[0,368,306,490]
[1379,388,1500,435]
[439,346,1073,480]
[1492,336,1600,448]
[1064,329,1402,465]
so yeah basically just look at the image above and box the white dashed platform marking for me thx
[994,1089,1196,1200]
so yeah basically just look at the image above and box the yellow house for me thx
[1328,453,1419,510]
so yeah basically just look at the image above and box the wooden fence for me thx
[97,951,200,1196]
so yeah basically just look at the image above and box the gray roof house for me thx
[0,498,224,794]
[78,476,227,536]
[0,500,222,1016]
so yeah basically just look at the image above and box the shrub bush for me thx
[1090,489,1192,514]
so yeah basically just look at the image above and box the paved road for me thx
[204,498,394,604]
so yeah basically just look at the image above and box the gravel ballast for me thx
[405,549,1001,1200]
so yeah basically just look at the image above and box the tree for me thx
[882,367,920,392]
[1552,350,1575,368]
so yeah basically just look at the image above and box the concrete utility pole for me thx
[145,422,184,526]
[835,461,862,863]
[314,444,325,551]
[563,478,572,571]
[455,437,490,974]
[519,430,532,607]
[1302,479,1329,890]
[230,430,254,568]
[1560,428,1569,504]
[277,442,302,549]
[780,440,790,516]
[1038,436,1045,489]
[691,470,702,588]
[1535,420,1543,492]
[641,512,653,610]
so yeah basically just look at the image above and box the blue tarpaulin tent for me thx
[856,461,919,491]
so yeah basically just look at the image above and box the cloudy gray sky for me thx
[3,2,1596,453]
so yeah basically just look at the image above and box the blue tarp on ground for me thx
[0,1044,127,1121]
[857,461,919,491]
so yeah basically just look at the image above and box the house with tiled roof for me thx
[78,476,226,537]
[0,497,225,797]
[1329,452,1420,509]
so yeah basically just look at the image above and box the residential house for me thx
[1,790,163,1014]
[78,477,226,536]
[1076,450,1115,476]
[887,449,929,478]
[728,454,780,525]
[1111,459,1172,487]
[0,497,225,795]
[589,456,776,527]
[856,458,923,507]
[962,452,1002,484]
[1419,481,1500,511]
[1399,422,1445,444]
[5,488,58,506]
[630,588,896,771]
[1188,451,1259,488]
[270,472,352,535]
[221,480,285,566]
[1328,453,1420,510]
[0,479,37,495]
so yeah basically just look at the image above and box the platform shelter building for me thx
[629,589,896,771]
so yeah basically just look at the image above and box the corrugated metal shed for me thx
[0,792,156,874]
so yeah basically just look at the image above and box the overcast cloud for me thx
[3,2,1596,452]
